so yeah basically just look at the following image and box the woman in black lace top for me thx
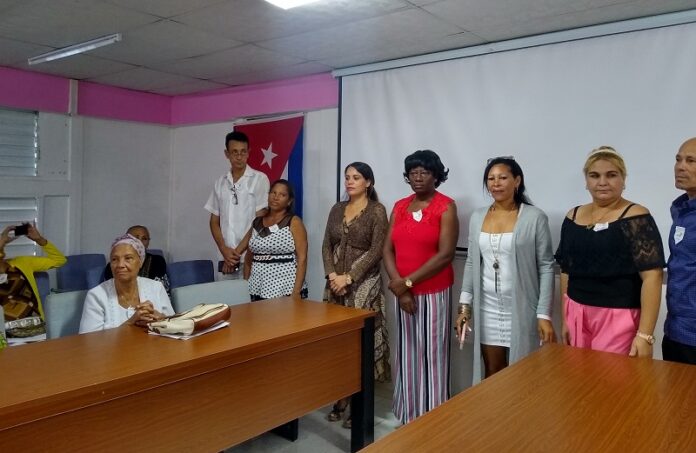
[555,146,664,357]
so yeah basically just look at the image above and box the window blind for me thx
[0,108,38,177]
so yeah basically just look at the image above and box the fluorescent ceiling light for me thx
[264,0,321,10]
[28,33,122,65]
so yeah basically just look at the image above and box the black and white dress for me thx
[247,215,307,300]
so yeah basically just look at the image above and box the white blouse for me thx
[79,277,174,334]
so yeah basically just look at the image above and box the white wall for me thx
[80,117,171,256]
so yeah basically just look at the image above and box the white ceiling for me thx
[1,0,696,96]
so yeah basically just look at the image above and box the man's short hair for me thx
[225,131,249,149]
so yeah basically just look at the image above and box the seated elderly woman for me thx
[1,224,66,336]
[103,225,169,293]
[79,234,174,333]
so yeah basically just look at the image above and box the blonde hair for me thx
[583,145,627,178]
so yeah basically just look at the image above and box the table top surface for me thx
[364,344,696,452]
[0,298,373,427]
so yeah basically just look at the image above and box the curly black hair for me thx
[403,150,449,188]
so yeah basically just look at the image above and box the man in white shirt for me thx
[205,131,270,277]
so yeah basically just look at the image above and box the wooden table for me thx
[364,344,696,452]
[0,298,375,452]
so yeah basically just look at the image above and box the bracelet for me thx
[458,304,472,317]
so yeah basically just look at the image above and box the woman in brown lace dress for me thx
[322,162,390,428]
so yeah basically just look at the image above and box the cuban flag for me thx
[234,114,304,218]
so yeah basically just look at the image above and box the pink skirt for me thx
[565,294,640,355]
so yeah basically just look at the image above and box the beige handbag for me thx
[148,303,231,335]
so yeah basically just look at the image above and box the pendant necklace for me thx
[489,233,502,294]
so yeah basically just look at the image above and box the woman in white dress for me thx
[79,234,173,333]
[456,157,555,381]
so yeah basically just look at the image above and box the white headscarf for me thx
[111,233,146,263]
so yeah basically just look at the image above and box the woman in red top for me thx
[383,150,459,425]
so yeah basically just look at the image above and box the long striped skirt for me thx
[393,287,451,425]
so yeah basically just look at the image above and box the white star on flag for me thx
[261,142,277,168]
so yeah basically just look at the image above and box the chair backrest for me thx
[34,271,51,303]
[56,254,106,292]
[44,290,88,339]
[167,260,214,290]
[148,249,165,258]
[85,266,105,289]
[170,279,250,313]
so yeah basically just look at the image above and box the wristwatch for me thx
[404,278,413,288]
[345,274,352,285]
[636,331,655,345]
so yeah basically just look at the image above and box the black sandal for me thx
[327,402,347,422]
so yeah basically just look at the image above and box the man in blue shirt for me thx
[664,137,696,364]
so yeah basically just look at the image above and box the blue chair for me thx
[56,254,106,292]
[85,266,105,289]
[44,290,87,339]
[167,260,214,290]
[34,271,51,304]
[171,280,250,313]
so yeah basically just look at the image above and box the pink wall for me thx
[0,67,338,125]
[77,81,171,125]
[170,73,339,125]
[0,66,69,113]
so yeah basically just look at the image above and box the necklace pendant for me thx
[493,261,499,270]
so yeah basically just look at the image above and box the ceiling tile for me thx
[90,20,242,65]
[467,0,696,42]
[151,44,305,79]
[211,61,334,86]
[0,36,53,66]
[421,0,581,31]
[87,67,206,92]
[0,0,158,47]
[260,8,465,61]
[177,0,412,42]
[14,54,137,80]
[101,0,227,18]
[320,31,485,68]
[0,0,25,14]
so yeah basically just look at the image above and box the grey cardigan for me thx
[461,204,554,384]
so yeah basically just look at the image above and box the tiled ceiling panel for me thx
[151,44,305,79]
[176,0,411,42]
[101,0,228,18]
[89,20,243,66]
[0,0,158,47]
[0,0,694,95]
[260,8,466,61]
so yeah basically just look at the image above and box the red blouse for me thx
[391,191,454,295]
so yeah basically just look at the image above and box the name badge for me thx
[269,224,280,233]
[0,273,7,284]
[593,222,609,232]
[412,210,423,222]
[675,226,686,244]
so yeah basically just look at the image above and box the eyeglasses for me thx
[487,155,515,164]
[407,170,432,179]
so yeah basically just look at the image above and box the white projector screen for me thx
[340,22,696,250]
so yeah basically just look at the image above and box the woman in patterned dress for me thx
[322,162,390,428]
[383,150,458,425]
[235,179,308,300]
